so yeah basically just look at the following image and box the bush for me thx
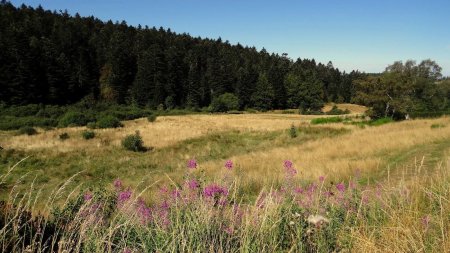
[96,116,123,129]
[210,93,239,113]
[289,124,297,138]
[58,111,89,127]
[122,131,146,152]
[147,114,157,123]
[18,126,38,136]
[59,132,69,140]
[82,130,95,140]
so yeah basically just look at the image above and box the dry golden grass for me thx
[0,113,337,152]
[1,110,449,193]
[202,116,450,184]
[322,103,368,114]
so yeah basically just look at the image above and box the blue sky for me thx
[10,0,450,76]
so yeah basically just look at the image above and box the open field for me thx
[1,109,450,252]
[0,109,449,199]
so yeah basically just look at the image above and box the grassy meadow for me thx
[0,104,449,252]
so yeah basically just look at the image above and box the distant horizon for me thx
[9,0,450,76]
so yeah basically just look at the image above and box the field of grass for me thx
[0,107,449,252]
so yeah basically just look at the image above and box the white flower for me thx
[307,214,330,226]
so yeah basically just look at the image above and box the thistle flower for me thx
[187,159,197,169]
[224,160,233,170]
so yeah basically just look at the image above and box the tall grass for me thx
[0,157,449,252]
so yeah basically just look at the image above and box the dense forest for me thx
[0,1,361,112]
[0,1,448,119]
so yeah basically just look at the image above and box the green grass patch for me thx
[310,116,350,124]
[431,123,446,129]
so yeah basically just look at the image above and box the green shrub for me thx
[59,132,69,140]
[147,114,157,123]
[210,93,239,112]
[96,115,123,129]
[289,124,297,138]
[18,126,38,136]
[82,130,95,140]
[122,131,146,152]
[58,111,89,127]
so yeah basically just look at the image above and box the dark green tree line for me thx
[0,2,406,112]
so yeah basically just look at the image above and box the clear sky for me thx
[10,0,450,76]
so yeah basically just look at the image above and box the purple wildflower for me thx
[123,248,132,253]
[187,179,199,189]
[294,187,304,194]
[224,160,233,170]
[422,215,430,231]
[84,192,93,201]
[187,159,197,169]
[283,160,293,169]
[114,179,122,190]
[136,198,152,224]
[283,160,297,177]
[171,189,181,199]
[224,226,234,235]
[203,184,229,198]
[319,176,325,183]
[336,183,346,192]
[118,189,132,204]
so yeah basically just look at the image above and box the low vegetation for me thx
[81,130,96,140]
[95,115,123,129]
[1,157,449,252]
[122,131,146,152]
[17,126,37,136]
[147,114,157,123]
[59,132,70,140]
